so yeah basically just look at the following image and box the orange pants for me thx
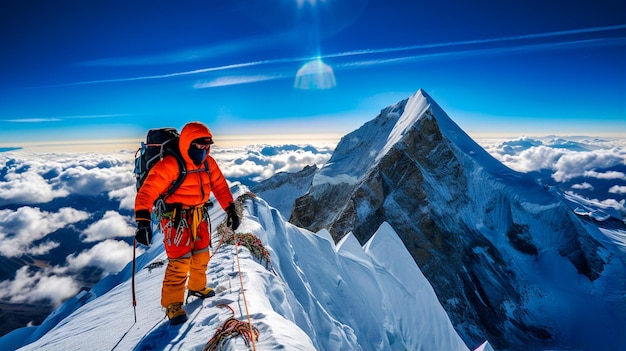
[160,218,211,308]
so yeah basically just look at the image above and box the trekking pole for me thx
[132,239,137,323]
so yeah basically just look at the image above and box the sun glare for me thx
[294,59,336,89]
[296,0,326,7]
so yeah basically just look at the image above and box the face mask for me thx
[188,147,207,166]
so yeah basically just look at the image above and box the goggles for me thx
[191,142,212,150]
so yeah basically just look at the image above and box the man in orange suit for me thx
[134,121,240,325]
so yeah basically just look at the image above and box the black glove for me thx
[225,203,240,230]
[135,219,153,246]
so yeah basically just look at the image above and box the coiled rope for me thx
[202,304,259,351]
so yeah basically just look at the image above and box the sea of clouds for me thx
[479,136,626,216]
[0,144,334,308]
[0,137,623,311]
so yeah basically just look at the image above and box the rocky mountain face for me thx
[290,90,623,350]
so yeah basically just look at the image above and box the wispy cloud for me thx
[78,33,288,67]
[194,74,286,88]
[583,170,626,180]
[55,61,283,87]
[2,118,63,123]
[325,24,626,60]
[59,25,626,88]
[334,37,626,69]
[610,185,626,195]
[2,114,130,123]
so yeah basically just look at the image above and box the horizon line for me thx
[2,132,625,153]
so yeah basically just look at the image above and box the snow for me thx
[378,90,430,161]
[558,188,623,221]
[307,98,408,197]
[1,186,471,351]
[473,340,495,351]
[599,227,626,252]
[311,173,359,187]
[253,180,308,218]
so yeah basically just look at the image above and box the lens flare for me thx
[294,59,336,90]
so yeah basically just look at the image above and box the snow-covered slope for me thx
[291,89,626,350]
[0,186,472,351]
[252,164,317,218]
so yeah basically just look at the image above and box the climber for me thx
[134,121,240,325]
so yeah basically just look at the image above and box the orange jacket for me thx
[134,122,234,219]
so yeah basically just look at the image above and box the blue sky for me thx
[1,0,624,148]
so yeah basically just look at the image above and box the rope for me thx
[233,229,258,351]
[209,225,229,260]
[210,193,252,259]
[213,192,273,270]
[203,192,263,350]
[202,304,259,351]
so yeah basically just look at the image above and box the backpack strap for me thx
[164,159,210,199]
[164,152,187,198]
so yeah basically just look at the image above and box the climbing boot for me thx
[188,287,215,300]
[166,302,188,325]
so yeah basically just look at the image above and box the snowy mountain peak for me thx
[379,89,431,159]
[290,89,626,350]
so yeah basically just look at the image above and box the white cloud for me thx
[508,145,564,173]
[0,266,80,306]
[582,170,626,180]
[194,74,284,88]
[484,138,626,183]
[582,196,626,214]
[553,151,625,182]
[58,165,135,196]
[212,144,333,182]
[609,185,626,195]
[0,207,90,257]
[480,136,626,219]
[224,159,268,178]
[490,136,544,156]
[28,241,61,255]
[66,239,137,276]
[0,167,70,206]
[0,145,332,306]
[602,198,626,213]
[109,185,137,210]
[0,151,135,206]
[81,210,135,242]
[571,182,594,190]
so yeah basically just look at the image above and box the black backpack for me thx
[133,128,187,198]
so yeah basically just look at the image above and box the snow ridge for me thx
[2,187,470,351]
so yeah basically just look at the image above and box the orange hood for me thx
[179,122,213,165]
